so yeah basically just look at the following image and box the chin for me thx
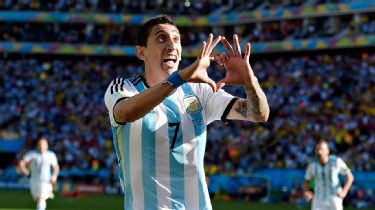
[164,68,177,74]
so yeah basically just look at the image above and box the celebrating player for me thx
[104,14,269,210]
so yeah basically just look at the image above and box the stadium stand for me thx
[0,0,374,208]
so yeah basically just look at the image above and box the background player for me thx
[303,139,354,210]
[19,136,60,210]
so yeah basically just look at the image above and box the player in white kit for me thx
[104,15,269,210]
[303,140,354,210]
[19,137,60,210]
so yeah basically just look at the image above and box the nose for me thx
[166,46,173,52]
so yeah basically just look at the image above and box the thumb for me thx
[204,78,218,92]
[217,78,227,90]
[216,82,225,91]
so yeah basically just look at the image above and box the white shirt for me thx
[23,150,58,182]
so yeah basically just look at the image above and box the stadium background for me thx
[0,0,374,209]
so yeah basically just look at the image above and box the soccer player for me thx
[303,140,354,210]
[104,14,269,210]
[19,136,59,210]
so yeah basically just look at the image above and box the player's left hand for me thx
[215,34,256,90]
[336,191,347,198]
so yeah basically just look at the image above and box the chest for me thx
[31,154,49,167]
[314,162,339,179]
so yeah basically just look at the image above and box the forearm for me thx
[18,160,29,175]
[243,78,269,122]
[114,82,175,122]
[52,165,59,178]
[302,180,310,193]
[341,173,354,195]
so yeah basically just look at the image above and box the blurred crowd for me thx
[0,0,374,207]
[205,52,375,175]
[0,0,223,14]
[1,51,374,176]
[1,12,373,47]
[0,0,359,14]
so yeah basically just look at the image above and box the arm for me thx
[18,159,30,176]
[303,180,313,201]
[337,171,354,198]
[217,35,269,122]
[51,164,60,184]
[114,34,221,123]
[114,83,175,122]
[227,79,269,122]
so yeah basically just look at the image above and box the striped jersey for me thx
[104,75,236,210]
[23,150,58,182]
[304,155,351,201]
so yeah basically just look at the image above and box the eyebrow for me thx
[155,29,180,36]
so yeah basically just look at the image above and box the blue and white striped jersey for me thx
[104,75,236,210]
[305,155,351,201]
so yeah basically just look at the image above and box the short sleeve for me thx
[104,78,137,127]
[50,152,58,166]
[304,163,314,181]
[23,151,34,163]
[336,157,351,175]
[191,83,235,124]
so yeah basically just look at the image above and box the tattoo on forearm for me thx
[242,79,269,121]
[234,100,248,118]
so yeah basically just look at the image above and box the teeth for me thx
[164,55,176,60]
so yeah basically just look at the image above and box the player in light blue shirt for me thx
[303,140,354,210]
[104,14,269,210]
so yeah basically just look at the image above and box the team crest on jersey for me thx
[183,96,202,116]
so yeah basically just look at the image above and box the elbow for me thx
[349,173,355,183]
[255,107,270,123]
[115,106,142,123]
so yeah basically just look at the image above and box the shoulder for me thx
[187,82,210,91]
[24,150,37,157]
[46,150,57,157]
[104,76,137,101]
[329,155,338,161]
[307,158,318,167]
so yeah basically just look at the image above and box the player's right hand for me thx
[180,34,221,92]
[303,190,313,201]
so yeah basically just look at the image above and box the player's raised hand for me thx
[216,34,256,89]
[180,33,221,92]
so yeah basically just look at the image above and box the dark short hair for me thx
[136,14,177,47]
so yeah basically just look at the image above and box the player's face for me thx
[37,138,49,153]
[315,142,329,163]
[143,23,181,74]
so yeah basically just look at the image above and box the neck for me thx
[319,157,329,165]
[144,67,171,87]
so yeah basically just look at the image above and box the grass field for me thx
[0,190,372,210]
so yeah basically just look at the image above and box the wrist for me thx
[165,70,186,88]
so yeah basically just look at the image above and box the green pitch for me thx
[0,190,371,210]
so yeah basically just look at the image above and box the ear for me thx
[135,46,145,61]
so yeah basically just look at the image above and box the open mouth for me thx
[163,55,177,65]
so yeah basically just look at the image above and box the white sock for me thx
[36,200,46,210]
